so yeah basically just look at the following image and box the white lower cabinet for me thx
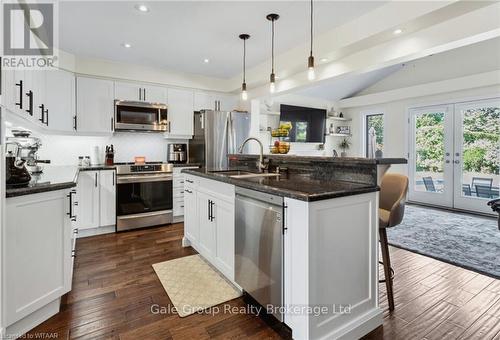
[76,170,116,231]
[4,189,74,335]
[183,175,235,281]
[172,166,200,219]
[99,170,116,227]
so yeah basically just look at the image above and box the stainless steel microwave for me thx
[114,100,170,132]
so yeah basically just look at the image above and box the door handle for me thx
[15,80,23,109]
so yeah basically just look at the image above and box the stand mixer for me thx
[6,129,51,173]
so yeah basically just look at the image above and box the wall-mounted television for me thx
[279,104,326,143]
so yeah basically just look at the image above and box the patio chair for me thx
[472,177,493,189]
[476,184,494,199]
[422,176,436,192]
[462,184,472,196]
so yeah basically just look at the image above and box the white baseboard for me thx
[5,298,60,339]
[77,225,115,238]
[332,308,383,340]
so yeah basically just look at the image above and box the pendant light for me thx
[266,13,279,94]
[307,0,315,80]
[239,34,250,101]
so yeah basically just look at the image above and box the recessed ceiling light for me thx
[393,28,403,35]
[135,4,149,12]
[203,58,209,63]
[122,43,132,48]
[320,58,328,62]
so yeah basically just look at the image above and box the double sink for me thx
[210,170,280,179]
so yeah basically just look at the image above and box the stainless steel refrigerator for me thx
[189,110,251,171]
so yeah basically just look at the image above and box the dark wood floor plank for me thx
[446,289,500,329]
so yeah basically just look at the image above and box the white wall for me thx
[343,84,500,175]
[251,94,337,156]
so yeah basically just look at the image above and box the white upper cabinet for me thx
[114,81,167,104]
[143,85,168,104]
[194,92,216,111]
[166,88,194,138]
[44,69,75,132]
[76,77,114,134]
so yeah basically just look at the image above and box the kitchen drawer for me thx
[173,176,185,188]
[173,187,185,198]
[173,198,185,216]
[184,174,198,188]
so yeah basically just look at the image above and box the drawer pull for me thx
[186,179,193,183]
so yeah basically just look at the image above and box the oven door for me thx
[115,101,169,132]
[116,174,173,231]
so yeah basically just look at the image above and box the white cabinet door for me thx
[76,171,100,230]
[166,88,194,138]
[143,85,167,104]
[99,170,116,227]
[217,94,238,112]
[184,186,198,244]
[45,69,75,132]
[114,81,141,101]
[194,92,215,111]
[214,198,235,280]
[76,77,114,133]
[197,191,216,260]
[5,190,72,326]
[1,69,18,113]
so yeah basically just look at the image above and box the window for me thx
[365,114,384,157]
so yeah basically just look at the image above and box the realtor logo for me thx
[2,1,58,69]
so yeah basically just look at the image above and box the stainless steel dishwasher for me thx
[235,187,284,321]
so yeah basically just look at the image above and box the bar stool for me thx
[379,173,408,311]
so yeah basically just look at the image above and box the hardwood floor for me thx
[25,224,500,340]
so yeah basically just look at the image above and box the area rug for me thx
[152,254,241,317]
[387,205,500,279]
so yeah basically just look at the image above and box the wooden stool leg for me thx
[379,228,395,311]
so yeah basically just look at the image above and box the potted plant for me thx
[339,138,351,157]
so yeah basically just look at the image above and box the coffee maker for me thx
[6,129,51,173]
[167,143,187,164]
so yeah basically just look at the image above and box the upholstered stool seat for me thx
[378,173,409,311]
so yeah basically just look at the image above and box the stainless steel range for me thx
[116,163,173,231]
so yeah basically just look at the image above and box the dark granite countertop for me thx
[183,168,379,202]
[229,154,407,165]
[6,166,79,198]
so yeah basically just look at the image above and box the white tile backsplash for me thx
[32,132,186,165]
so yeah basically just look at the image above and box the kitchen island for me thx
[182,155,406,340]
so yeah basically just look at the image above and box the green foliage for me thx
[415,107,499,175]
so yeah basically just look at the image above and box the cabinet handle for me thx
[67,190,77,221]
[112,172,115,186]
[15,80,23,109]
[143,88,146,101]
[25,90,33,116]
[208,200,211,221]
[74,228,79,234]
[45,108,49,126]
[139,87,142,101]
[186,179,193,183]
[282,204,288,234]
[180,205,184,208]
[185,189,192,193]
[38,104,45,123]
[111,117,114,131]
[95,173,98,187]
[72,250,76,258]
[210,201,215,222]
[73,115,77,130]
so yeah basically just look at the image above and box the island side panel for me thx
[283,197,310,340]
[284,192,382,340]
[309,192,382,340]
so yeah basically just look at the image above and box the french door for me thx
[409,99,500,215]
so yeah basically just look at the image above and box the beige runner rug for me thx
[152,254,241,317]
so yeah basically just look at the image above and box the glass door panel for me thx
[454,99,500,214]
[408,105,454,207]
